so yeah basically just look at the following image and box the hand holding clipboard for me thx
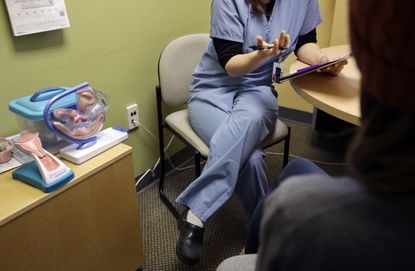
[274,53,351,84]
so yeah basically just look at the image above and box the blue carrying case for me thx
[9,87,77,148]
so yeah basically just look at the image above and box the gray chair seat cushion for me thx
[166,109,209,156]
[166,109,289,158]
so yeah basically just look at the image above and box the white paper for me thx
[5,0,70,36]
[0,134,33,174]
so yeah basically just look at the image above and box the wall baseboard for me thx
[135,147,194,192]
[135,106,312,192]
[279,106,313,125]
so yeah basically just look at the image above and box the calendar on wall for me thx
[5,0,70,36]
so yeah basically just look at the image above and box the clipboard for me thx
[275,53,351,84]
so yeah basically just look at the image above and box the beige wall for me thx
[0,1,343,177]
[330,0,350,45]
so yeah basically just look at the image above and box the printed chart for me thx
[5,0,70,36]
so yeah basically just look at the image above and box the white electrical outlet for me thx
[126,104,139,130]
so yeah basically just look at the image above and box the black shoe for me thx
[176,210,204,265]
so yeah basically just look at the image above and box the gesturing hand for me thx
[256,30,290,56]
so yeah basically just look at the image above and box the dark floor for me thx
[138,118,354,271]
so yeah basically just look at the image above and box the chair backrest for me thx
[158,33,210,106]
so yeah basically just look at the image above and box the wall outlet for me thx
[126,104,139,130]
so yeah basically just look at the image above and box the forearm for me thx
[296,42,326,65]
[225,51,270,77]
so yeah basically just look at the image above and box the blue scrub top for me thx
[190,0,322,93]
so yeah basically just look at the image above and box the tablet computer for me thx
[275,53,351,84]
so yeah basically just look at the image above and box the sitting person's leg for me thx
[234,148,269,223]
[244,157,328,254]
[176,87,278,264]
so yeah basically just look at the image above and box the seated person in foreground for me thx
[217,0,415,270]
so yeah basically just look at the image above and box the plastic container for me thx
[44,82,109,149]
[9,87,77,148]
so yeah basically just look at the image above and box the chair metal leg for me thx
[195,152,201,177]
[159,168,180,219]
[282,127,291,168]
[157,86,180,219]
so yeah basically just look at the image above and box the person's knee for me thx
[281,157,326,179]
[287,157,315,168]
[238,108,276,133]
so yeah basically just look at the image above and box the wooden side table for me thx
[290,44,361,126]
[0,144,144,271]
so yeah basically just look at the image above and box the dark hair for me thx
[347,85,415,193]
[250,0,274,15]
[250,0,266,14]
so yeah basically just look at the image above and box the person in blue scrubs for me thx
[176,0,347,265]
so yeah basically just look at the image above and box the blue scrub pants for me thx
[176,86,279,222]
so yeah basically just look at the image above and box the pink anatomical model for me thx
[51,86,106,140]
[15,132,72,184]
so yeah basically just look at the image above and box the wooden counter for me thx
[0,144,143,271]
